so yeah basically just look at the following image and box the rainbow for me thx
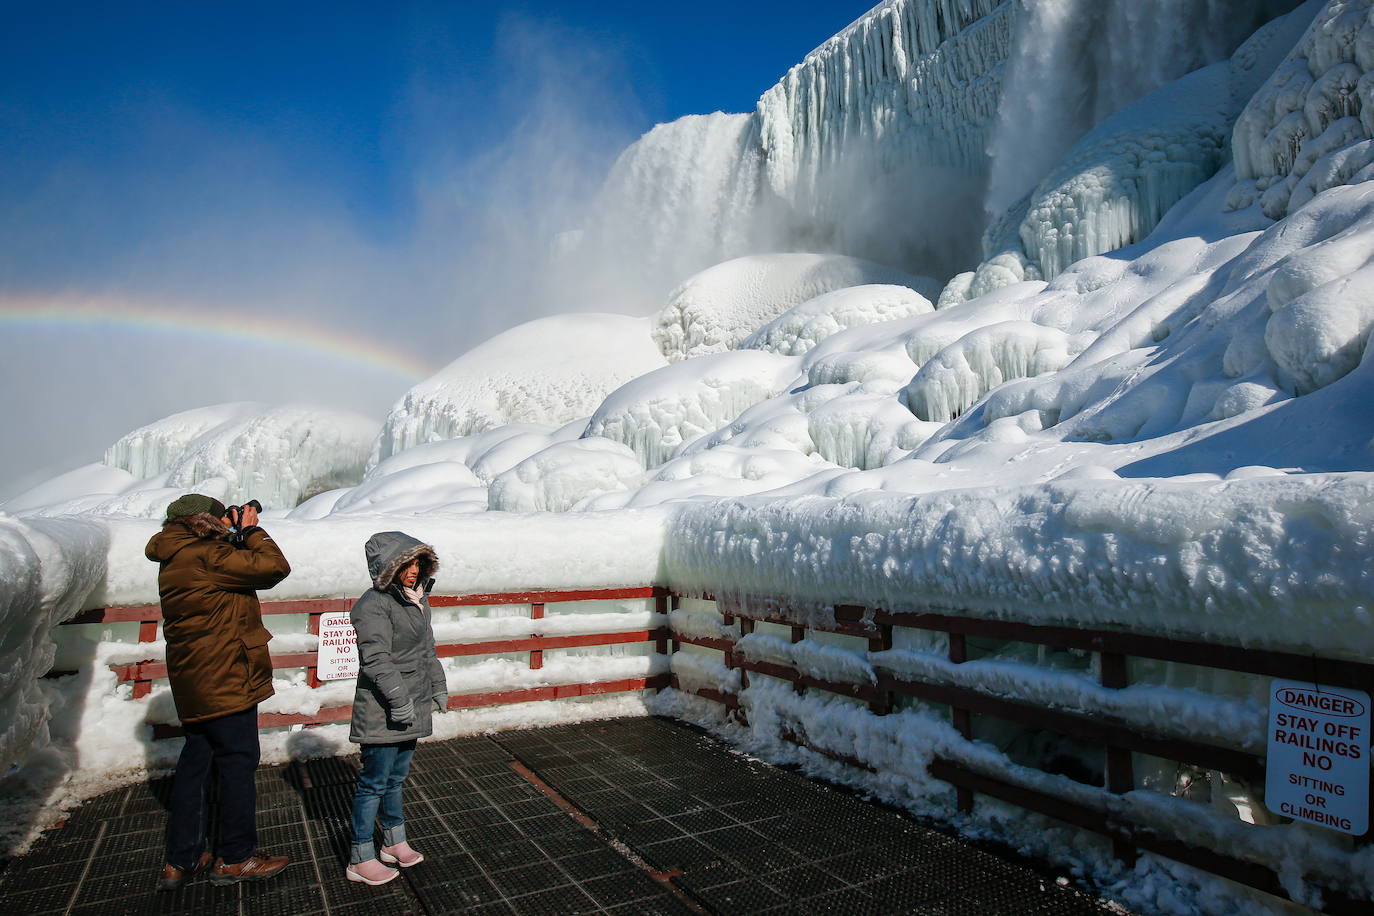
[0,294,436,382]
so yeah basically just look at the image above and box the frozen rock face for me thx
[578,0,1302,305]
[1232,0,1374,219]
[374,314,667,463]
[653,254,939,362]
[741,284,934,356]
[984,0,1304,223]
[962,1,1317,288]
[155,404,377,509]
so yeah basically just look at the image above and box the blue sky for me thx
[1,1,865,294]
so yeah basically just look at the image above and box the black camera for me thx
[225,499,262,525]
[225,500,263,544]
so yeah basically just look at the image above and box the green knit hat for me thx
[165,493,227,520]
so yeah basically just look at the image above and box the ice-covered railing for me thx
[661,594,1374,914]
[55,588,671,738]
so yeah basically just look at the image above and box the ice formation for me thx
[585,350,800,468]
[741,284,934,356]
[652,253,938,362]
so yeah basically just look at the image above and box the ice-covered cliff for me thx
[572,0,1305,302]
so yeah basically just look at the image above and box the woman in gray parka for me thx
[345,531,448,886]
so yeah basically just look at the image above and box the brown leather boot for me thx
[158,851,212,891]
[208,851,289,885]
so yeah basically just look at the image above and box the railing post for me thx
[669,593,681,653]
[1100,650,1137,864]
[655,592,670,658]
[529,602,545,670]
[133,613,158,698]
[307,611,323,688]
[949,632,974,814]
[867,622,893,715]
[790,625,806,695]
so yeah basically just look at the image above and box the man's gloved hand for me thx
[432,694,447,714]
[390,700,416,727]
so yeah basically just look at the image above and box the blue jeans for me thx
[349,740,416,863]
[166,705,260,868]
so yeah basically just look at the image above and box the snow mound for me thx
[488,438,644,512]
[374,314,667,463]
[585,350,800,468]
[320,462,488,517]
[652,254,939,362]
[741,284,934,356]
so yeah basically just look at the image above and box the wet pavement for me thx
[0,717,1119,914]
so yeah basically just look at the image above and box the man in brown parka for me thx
[145,493,292,890]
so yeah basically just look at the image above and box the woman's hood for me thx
[364,531,440,591]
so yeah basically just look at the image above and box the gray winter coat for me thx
[349,531,448,745]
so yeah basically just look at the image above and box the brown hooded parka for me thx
[145,513,291,724]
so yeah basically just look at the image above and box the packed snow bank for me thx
[91,508,673,609]
[373,314,667,462]
[665,473,1374,657]
[652,254,939,362]
[0,517,106,773]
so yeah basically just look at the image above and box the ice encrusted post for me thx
[1099,649,1137,865]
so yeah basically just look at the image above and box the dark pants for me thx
[166,705,260,869]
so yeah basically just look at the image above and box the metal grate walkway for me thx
[0,717,1122,915]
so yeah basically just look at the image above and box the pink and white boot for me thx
[345,858,398,886]
[379,841,424,867]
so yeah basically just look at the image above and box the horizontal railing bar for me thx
[671,634,736,653]
[872,610,1374,691]
[428,587,669,607]
[700,653,1267,783]
[112,630,670,683]
[437,629,669,658]
[148,674,670,739]
[64,587,669,625]
[874,672,1267,782]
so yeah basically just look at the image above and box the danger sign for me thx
[316,611,359,681]
[1264,679,1370,835]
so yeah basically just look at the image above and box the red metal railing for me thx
[55,586,1374,912]
[667,594,1374,916]
[63,586,672,736]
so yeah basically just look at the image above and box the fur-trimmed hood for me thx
[145,513,231,562]
[365,531,440,592]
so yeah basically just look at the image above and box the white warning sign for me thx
[1264,679,1370,835]
[316,611,359,681]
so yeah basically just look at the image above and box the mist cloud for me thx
[0,13,657,495]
